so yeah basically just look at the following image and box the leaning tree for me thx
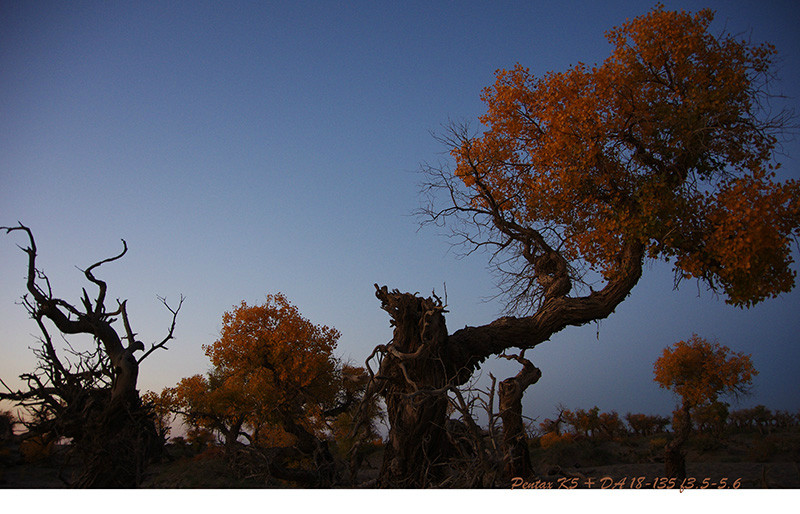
[366,6,800,487]
[1,223,183,487]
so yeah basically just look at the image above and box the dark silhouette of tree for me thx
[0,223,183,487]
[366,5,798,487]
[497,352,540,478]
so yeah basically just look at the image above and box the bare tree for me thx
[1,223,183,487]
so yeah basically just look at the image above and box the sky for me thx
[2,0,799,431]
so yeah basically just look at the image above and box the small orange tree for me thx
[167,294,375,485]
[653,334,757,478]
[141,389,177,441]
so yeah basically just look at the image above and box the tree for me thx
[625,412,669,436]
[562,407,601,437]
[653,334,757,478]
[167,294,376,486]
[0,223,183,487]
[141,388,177,442]
[368,5,798,486]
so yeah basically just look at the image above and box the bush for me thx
[648,436,669,460]
[747,436,779,462]
[19,436,54,463]
[693,432,725,452]
[539,431,574,449]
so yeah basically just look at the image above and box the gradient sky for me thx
[2,0,799,429]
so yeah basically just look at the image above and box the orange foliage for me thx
[141,389,176,439]
[562,406,600,437]
[625,412,669,436]
[166,293,375,450]
[253,423,296,448]
[693,400,729,437]
[653,334,757,408]
[205,294,341,414]
[539,431,574,449]
[452,4,799,306]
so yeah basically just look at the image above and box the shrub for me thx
[648,436,669,459]
[746,436,779,462]
[539,431,574,449]
[19,435,54,463]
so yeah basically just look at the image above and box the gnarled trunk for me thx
[498,355,541,478]
[370,242,643,487]
[2,224,181,488]
[71,397,163,488]
[373,287,451,487]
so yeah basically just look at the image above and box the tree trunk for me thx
[71,394,163,488]
[664,400,691,480]
[279,408,337,487]
[370,243,644,487]
[498,356,541,478]
[373,287,451,487]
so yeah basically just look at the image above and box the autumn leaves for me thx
[450,5,799,305]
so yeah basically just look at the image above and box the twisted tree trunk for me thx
[370,242,644,487]
[498,355,541,478]
[373,286,451,487]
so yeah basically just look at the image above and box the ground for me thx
[1,428,798,488]
[525,428,800,489]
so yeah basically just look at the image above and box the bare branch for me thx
[138,294,185,363]
[81,239,127,315]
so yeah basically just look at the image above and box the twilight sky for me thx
[2,0,799,428]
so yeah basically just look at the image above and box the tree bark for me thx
[444,242,644,382]
[665,399,692,480]
[373,286,451,487]
[371,242,644,487]
[498,355,541,478]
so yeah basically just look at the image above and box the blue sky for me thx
[2,0,799,428]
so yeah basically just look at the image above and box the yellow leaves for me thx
[169,293,346,441]
[674,172,800,307]
[451,4,796,306]
[205,294,340,392]
[653,334,757,408]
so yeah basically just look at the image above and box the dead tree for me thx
[497,352,541,478]
[1,223,183,487]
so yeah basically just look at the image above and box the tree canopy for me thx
[169,295,344,443]
[166,294,378,485]
[428,4,799,315]
[653,333,757,478]
[654,334,757,408]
